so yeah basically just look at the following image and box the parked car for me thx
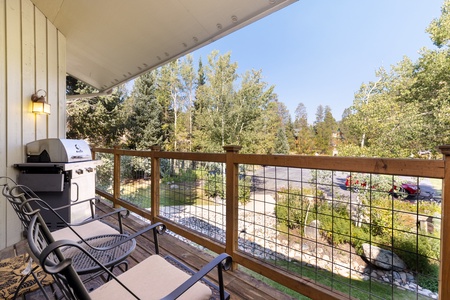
[345,175,420,199]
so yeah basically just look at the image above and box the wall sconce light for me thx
[31,89,51,115]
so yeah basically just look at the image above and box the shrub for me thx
[204,173,252,205]
[161,168,197,184]
[238,175,252,205]
[204,173,225,199]
[275,187,322,229]
[393,232,440,292]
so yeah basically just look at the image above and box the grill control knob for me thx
[76,169,83,175]
[86,167,94,173]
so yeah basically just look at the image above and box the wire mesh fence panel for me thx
[95,152,114,194]
[119,155,151,209]
[158,159,227,244]
[236,166,441,299]
[93,148,443,299]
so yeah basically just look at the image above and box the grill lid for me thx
[26,139,92,163]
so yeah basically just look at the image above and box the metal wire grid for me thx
[118,155,152,209]
[95,152,114,195]
[158,159,227,244]
[94,151,442,299]
[236,166,441,299]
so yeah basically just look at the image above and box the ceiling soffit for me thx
[31,0,297,92]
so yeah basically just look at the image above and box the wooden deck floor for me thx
[1,201,298,300]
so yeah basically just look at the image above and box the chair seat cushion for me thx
[51,220,119,241]
[89,255,212,300]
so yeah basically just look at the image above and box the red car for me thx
[345,176,420,198]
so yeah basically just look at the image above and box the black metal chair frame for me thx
[27,212,232,300]
[0,177,136,299]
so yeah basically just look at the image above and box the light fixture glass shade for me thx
[32,102,51,114]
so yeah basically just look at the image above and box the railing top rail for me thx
[235,154,444,179]
[155,151,225,162]
[92,147,445,179]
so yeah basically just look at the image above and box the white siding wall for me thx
[0,0,66,249]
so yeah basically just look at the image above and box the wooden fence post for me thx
[438,145,450,299]
[150,145,161,223]
[224,145,241,270]
[113,145,121,208]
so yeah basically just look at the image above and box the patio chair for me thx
[27,211,232,300]
[1,177,128,240]
[0,177,155,298]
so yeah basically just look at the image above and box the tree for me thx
[293,103,315,154]
[66,83,127,148]
[180,54,196,151]
[313,105,337,154]
[275,127,289,154]
[124,71,162,150]
[193,51,238,152]
[337,0,450,158]
[427,0,450,48]
[233,69,276,153]
[157,61,181,151]
[339,62,429,157]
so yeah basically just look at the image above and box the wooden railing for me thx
[92,145,449,300]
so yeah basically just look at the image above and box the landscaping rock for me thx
[362,243,407,271]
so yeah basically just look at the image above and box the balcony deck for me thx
[1,201,297,300]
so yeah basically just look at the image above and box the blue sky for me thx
[190,0,444,124]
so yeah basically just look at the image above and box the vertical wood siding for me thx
[0,0,66,249]
[0,0,7,249]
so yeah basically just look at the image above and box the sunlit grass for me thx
[241,261,431,300]
[119,180,219,208]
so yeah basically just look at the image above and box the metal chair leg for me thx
[13,265,51,300]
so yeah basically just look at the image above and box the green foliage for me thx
[293,103,315,154]
[204,173,225,199]
[274,127,289,154]
[67,84,127,147]
[238,175,252,206]
[161,168,198,184]
[394,232,440,292]
[313,105,338,154]
[275,186,441,292]
[204,172,252,205]
[427,0,450,48]
[339,0,450,159]
[95,153,113,193]
[125,71,162,150]
[193,52,278,154]
[275,187,322,229]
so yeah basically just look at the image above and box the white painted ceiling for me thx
[31,0,297,92]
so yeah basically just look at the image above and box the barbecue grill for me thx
[15,138,102,230]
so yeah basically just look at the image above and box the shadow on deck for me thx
[0,201,298,300]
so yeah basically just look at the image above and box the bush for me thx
[275,187,322,229]
[274,185,441,292]
[393,232,440,292]
[204,173,225,199]
[161,168,197,184]
[238,175,252,205]
[204,173,252,205]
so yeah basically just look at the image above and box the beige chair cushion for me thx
[51,220,119,241]
[89,255,212,300]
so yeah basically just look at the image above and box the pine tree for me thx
[124,71,162,150]
[275,127,290,154]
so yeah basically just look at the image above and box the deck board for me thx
[0,201,298,300]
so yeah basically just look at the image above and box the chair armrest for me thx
[21,198,131,242]
[38,239,141,299]
[81,222,167,252]
[9,184,123,224]
[161,253,232,300]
